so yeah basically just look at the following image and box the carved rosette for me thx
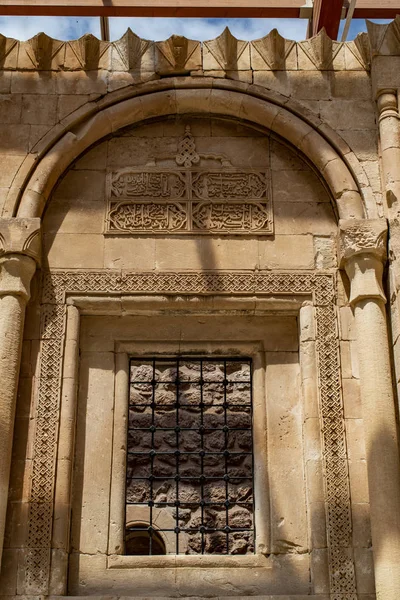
[339,219,388,305]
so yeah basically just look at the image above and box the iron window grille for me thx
[126,356,255,555]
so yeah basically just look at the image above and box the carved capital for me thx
[377,89,399,120]
[339,219,388,305]
[0,218,41,265]
[0,254,36,301]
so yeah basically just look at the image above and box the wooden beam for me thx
[354,0,400,18]
[0,0,399,21]
[0,0,308,18]
[311,0,344,39]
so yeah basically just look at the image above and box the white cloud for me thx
[0,16,99,41]
[109,17,308,42]
[0,15,390,44]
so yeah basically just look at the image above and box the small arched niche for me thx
[125,523,167,556]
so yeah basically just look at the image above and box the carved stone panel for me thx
[105,127,273,236]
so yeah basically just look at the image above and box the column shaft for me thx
[0,254,36,567]
[354,297,400,600]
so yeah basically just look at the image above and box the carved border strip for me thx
[26,270,356,599]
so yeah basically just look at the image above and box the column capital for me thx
[377,89,399,122]
[339,219,388,306]
[0,217,41,266]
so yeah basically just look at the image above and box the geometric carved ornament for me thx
[106,126,273,235]
[26,270,356,600]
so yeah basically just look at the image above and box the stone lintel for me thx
[339,218,388,305]
[0,217,41,266]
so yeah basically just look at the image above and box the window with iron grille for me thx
[126,357,254,555]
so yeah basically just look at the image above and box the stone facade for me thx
[1,16,400,600]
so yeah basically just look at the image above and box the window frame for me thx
[108,340,269,568]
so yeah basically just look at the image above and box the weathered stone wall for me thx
[4,17,400,600]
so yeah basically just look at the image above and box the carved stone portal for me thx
[105,127,273,236]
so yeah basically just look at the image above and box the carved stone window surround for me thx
[109,341,268,567]
[24,270,357,600]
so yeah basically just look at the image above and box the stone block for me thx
[43,233,104,268]
[349,459,369,503]
[43,197,105,234]
[303,418,322,461]
[271,170,330,203]
[340,306,356,341]
[29,124,53,151]
[0,124,30,154]
[290,71,331,100]
[0,548,18,593]
[155,237,259,271]
[313,236,337,269]
[21,94,57,125]
[259,235,314,270]
[337,129,378,161]
[253,71,291,97]
[54,169,106,201]
[57,93,90,120]
[11,71,56,94]
[346,419,366,461]
[271,140,309,171]
[319,100,376,130]
[104,237,156,270]
[56,71,108,95]
[0,71,11,93]
[71,351,115,554]
[330,71,372,99]
[311,548,330,594]
[352,502,372,548]
[342,378,362,419]
[0,154,25,187]
[74,141,108,170]
[309,501,327,548]
[0,94,22,123]
[354,547,376,594]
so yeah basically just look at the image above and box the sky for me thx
[0,16,391,43]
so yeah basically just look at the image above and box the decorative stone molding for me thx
[155,35,201,75]
[353,32,371,70]
[339,218,388,305]
[0,25,377,72]
[203,27,250,71]
[19,32,64,70]
[112,28,154,71]
[0,33,18,69]
[298,28,342,70]
[23,269,357,599]
[250,29,295,70]
[0,217,41,264]
[66,34,110,71]
[367,15,400,57]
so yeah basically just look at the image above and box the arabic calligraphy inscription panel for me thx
[105,127,273,236]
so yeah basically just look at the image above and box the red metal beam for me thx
[311,0,344,39]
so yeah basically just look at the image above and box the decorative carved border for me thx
[25,270,356,599]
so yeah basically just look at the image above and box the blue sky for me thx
[0,16,391,42]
